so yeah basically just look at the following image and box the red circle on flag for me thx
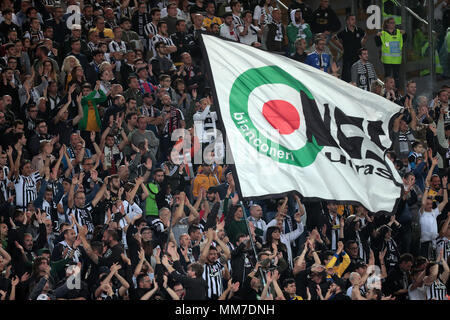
[262,100,300,135]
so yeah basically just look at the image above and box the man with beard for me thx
[199,228,231,299]
[230,234,257,285]
[27,119,54,157]
[150,40,177,77]
[162,255,208,300]
[79,225,124,269]
[144,169,168,222]
[219,13,238,42]
[8,210,47,276]
[67,173,107,240]
[351,48,377,91]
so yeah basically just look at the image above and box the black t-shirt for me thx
[291,51,307,63]
[129,287,150,300]
[337,27,365,62]
[99,243,124,268]
[52,119,75,147]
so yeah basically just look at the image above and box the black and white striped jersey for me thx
[427,278,448,300]
[151,34,175,59]
[202,260,225,299]
[68,204,95,239]
[436,237,450,262]
[14,172,41,210]
[108,40,127,53]
[144,22,157,49]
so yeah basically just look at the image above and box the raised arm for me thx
[271,270,285,300]
[162,275,179,300]
[439,212,450,237]
[78,225,99,264]
[67,174,79,209]
[72,93,84,126]
[91,176,108,207]
[438,176,448,212]
[184,194,200,225]
[213,232,231,261]
[198,229,213,264]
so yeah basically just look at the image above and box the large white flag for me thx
[201,34,403,214]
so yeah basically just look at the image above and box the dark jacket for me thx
[266,22,287,53]
[310,7,341,34]
[169,270,208,300]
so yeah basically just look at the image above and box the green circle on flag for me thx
[229,65,323,167]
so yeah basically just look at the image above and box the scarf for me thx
[138,13,144,36]
[59,240,80,262]
[274,22,283,41]
[168,107,179,134]
[354,60,377,90]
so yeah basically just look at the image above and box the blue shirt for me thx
[305,51,331,73]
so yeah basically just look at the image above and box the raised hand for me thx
[379,247,387,261]
[231,193,239,205]
[337,241,344,253]
[69,84,77,95]
[14,241,24,253]
[432,157,439,166]
[20,272,30,283]
[110,262,122,274]
[161,254,169,266]
[138,248,146,261]
[231,281,240,293]
[11,276,19,287]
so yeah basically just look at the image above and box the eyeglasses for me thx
[84,162,94,166]
[29,110,38,113]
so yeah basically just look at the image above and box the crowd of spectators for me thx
[0,0,449,301]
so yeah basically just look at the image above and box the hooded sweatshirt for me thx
[287,9,312,54]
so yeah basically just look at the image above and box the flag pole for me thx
[239,200,267,288]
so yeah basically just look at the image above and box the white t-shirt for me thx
[238,24,260,45]
[219,23,239,42]
[420,207,440,242]
[193,105,218,143]
[408,283,427,300]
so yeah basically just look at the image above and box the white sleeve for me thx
[131,202,143,216]
[285,222,304,243]
[193,106,211,121]
[253,6,261,21]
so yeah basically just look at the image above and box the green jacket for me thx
[78,89,107,131]
[287,23,312,55]
[145,182,160,216]
[223,198,263,244]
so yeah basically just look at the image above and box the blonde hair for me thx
[99,61,112,73]
[62,55,81,73]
